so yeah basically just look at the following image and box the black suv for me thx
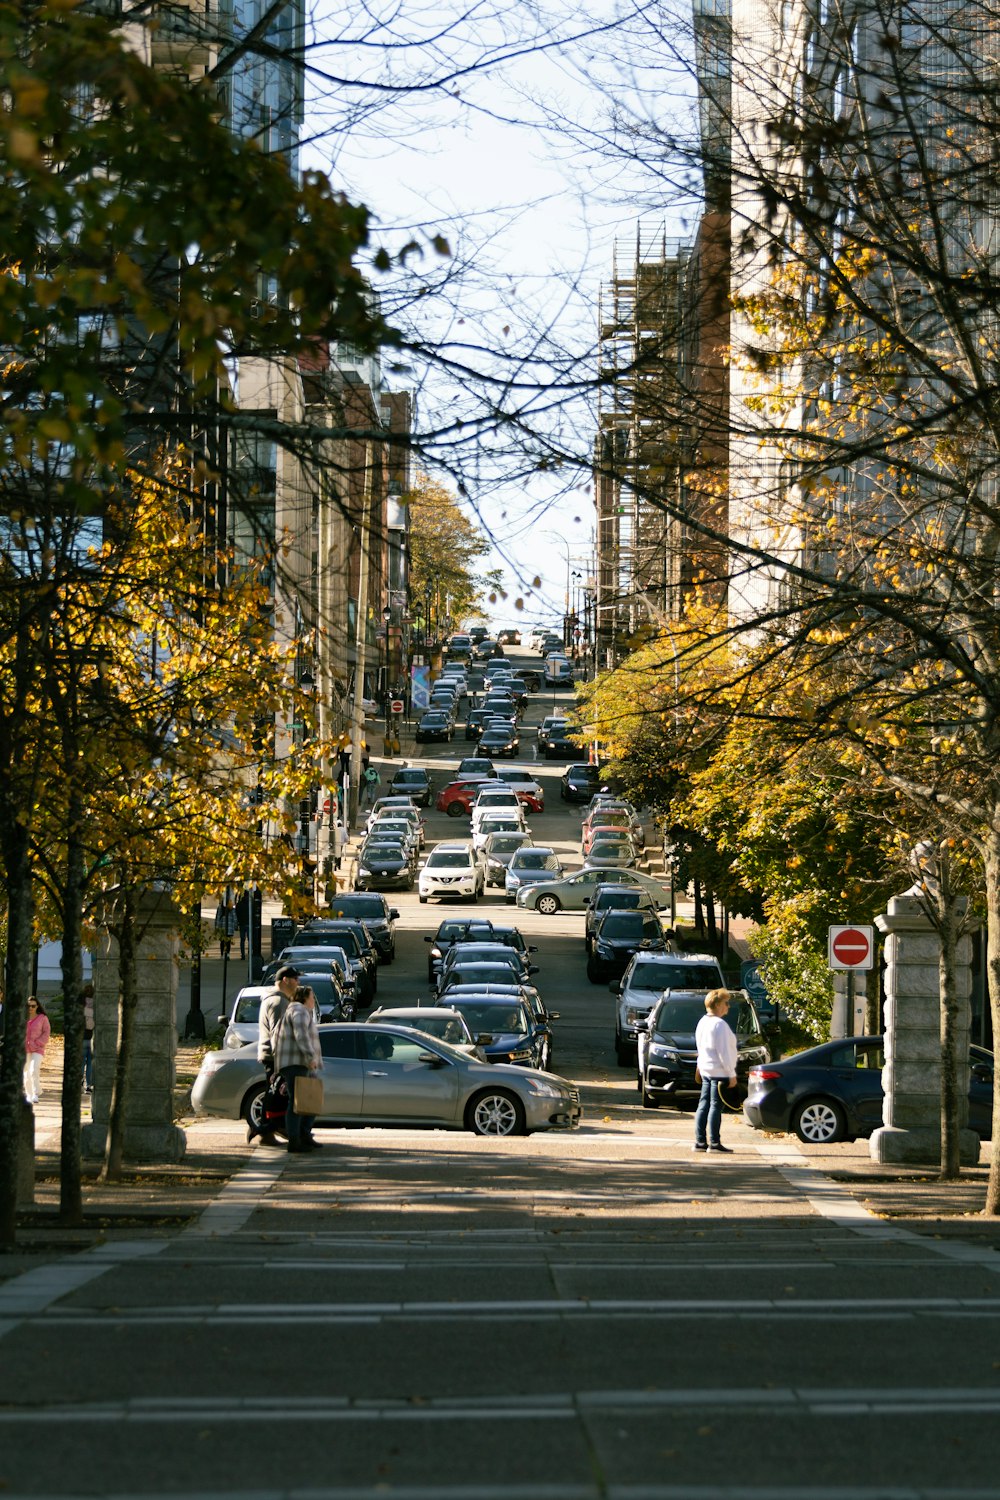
[321,898,399,964]
[290,919,379,1002]
[585,885,662,952]
[635,990,774,1108]
[561,763,601,802]
[587,909,668,982]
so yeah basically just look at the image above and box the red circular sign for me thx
[831,928,872,967]
[390,700,404,713]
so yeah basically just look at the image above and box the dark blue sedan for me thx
[743,1035,993,1143]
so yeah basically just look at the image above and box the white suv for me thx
[418,842,485,904]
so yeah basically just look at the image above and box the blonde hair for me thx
[704,989,732,1014]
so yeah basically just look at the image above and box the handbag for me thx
[293,1073,323,1114]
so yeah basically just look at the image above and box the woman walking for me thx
[693,989,738,1155]
[24,997,51,1105]
[275,983,323,1153]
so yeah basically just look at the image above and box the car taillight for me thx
[749,1068,782,1081]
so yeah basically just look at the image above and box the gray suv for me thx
[612,951,725,1066]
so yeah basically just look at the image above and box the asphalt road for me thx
[3,656,1000,1499]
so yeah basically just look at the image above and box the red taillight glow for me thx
[750,1068,782,1081]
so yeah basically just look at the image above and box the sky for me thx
[302,0,698,631]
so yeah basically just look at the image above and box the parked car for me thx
[443,985,559,1072]
[387,766,433,806]
[439,961,539,997]
[192,1024,582,1137]
[290,919,380,1001]
[587,908,668,982]
[418,842,485,903]
[482,830,534,886]
[585,885,664,951]
[635,991,773,1108]
[472,811,526,852]
[324,895,400,961]
[504,847,563,904]
[262,944,368,1002]
[743,1038,994,1143]
[561,763,602,802]
[582,810,644,853]
[516,865,671,914]
[613,951,726,1065]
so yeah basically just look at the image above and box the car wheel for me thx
[641,1076,659,1108]
[242,1082,272,1133]
[614,1033,632,1068]
[586,958,603,983]
[792,1097,847,1144]
[419,894,427,904]
[446,801,466,818]
[535,894,560,915]
[467,1088,527,1137]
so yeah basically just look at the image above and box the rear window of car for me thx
[450,1002,529,1034]
[630,961,722,991]
[595,890,647,911]
[511,850,560,871]
[600,912,658,939]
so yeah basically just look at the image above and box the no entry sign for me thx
[828,925,875,971]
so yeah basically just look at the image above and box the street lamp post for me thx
[381,605,392,753]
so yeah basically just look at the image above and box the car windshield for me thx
[428,850,473,868]
[447,946,519,967]
[446,964,520,985]
[233,996,262,1022]
[600,913,657,938]
[452,1003,528,1033]
[630,961,721,991]
[436,921,495,941]
[490,835,529,852]
[334,897,385,918]
[511,851,560,871]
[394,772,425,785]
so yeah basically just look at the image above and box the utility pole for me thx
[349,445,373,832]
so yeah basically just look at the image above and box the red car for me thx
[435,776,495,818]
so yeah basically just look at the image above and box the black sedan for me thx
[743,1036,994,1143]
[354,837,414,893]
[586,909,667,982]
[479,724,520,757]
[387,767,432,806]
[415,710,454,743]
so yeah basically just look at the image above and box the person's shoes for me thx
[708,1143,733,1154]
[303,1137,324,1150]
[257,1132,282,1148]
[287,1142,307,1153]
[246,1123,258,1144]
[692,1143,707,1152]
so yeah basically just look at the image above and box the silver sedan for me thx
[515,865,670,915]
[191,1023,582,1138]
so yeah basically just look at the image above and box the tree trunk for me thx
[693,880,704,936]
[0,826,35,1248]
[983,822,1000,1215]
[103,882,138,1183]
[704,887,718,951]
[58,796,86,1224]
[935,869,962,1182]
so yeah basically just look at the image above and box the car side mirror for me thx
[217,1014,228,1025]
[390,909,400,919]
[609,983,620,995]
[419,1052,447,1069]
[634,1021,648,1032]
[528,945,538,953]
[547,1011,561,1022]
[528,965,540,976]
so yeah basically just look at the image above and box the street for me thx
[3,664,1000,1498]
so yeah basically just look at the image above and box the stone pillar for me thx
[82,888,186,1163]
[869,891,978,1166]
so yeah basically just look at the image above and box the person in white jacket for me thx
[693,990,738,1154]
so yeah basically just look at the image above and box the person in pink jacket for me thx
[24,997,51,1105]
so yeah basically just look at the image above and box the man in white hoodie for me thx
[693,990,738,1154]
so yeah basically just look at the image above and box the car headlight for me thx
[507,873,521,885]
[200,1051,234,1073]
[500,1048,532,1063]
[358,864,372,875]
[624,1006,649,1026]
[224,1031,244,1050]
[523,1077,563,1098]
[649,1043,680,1061]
